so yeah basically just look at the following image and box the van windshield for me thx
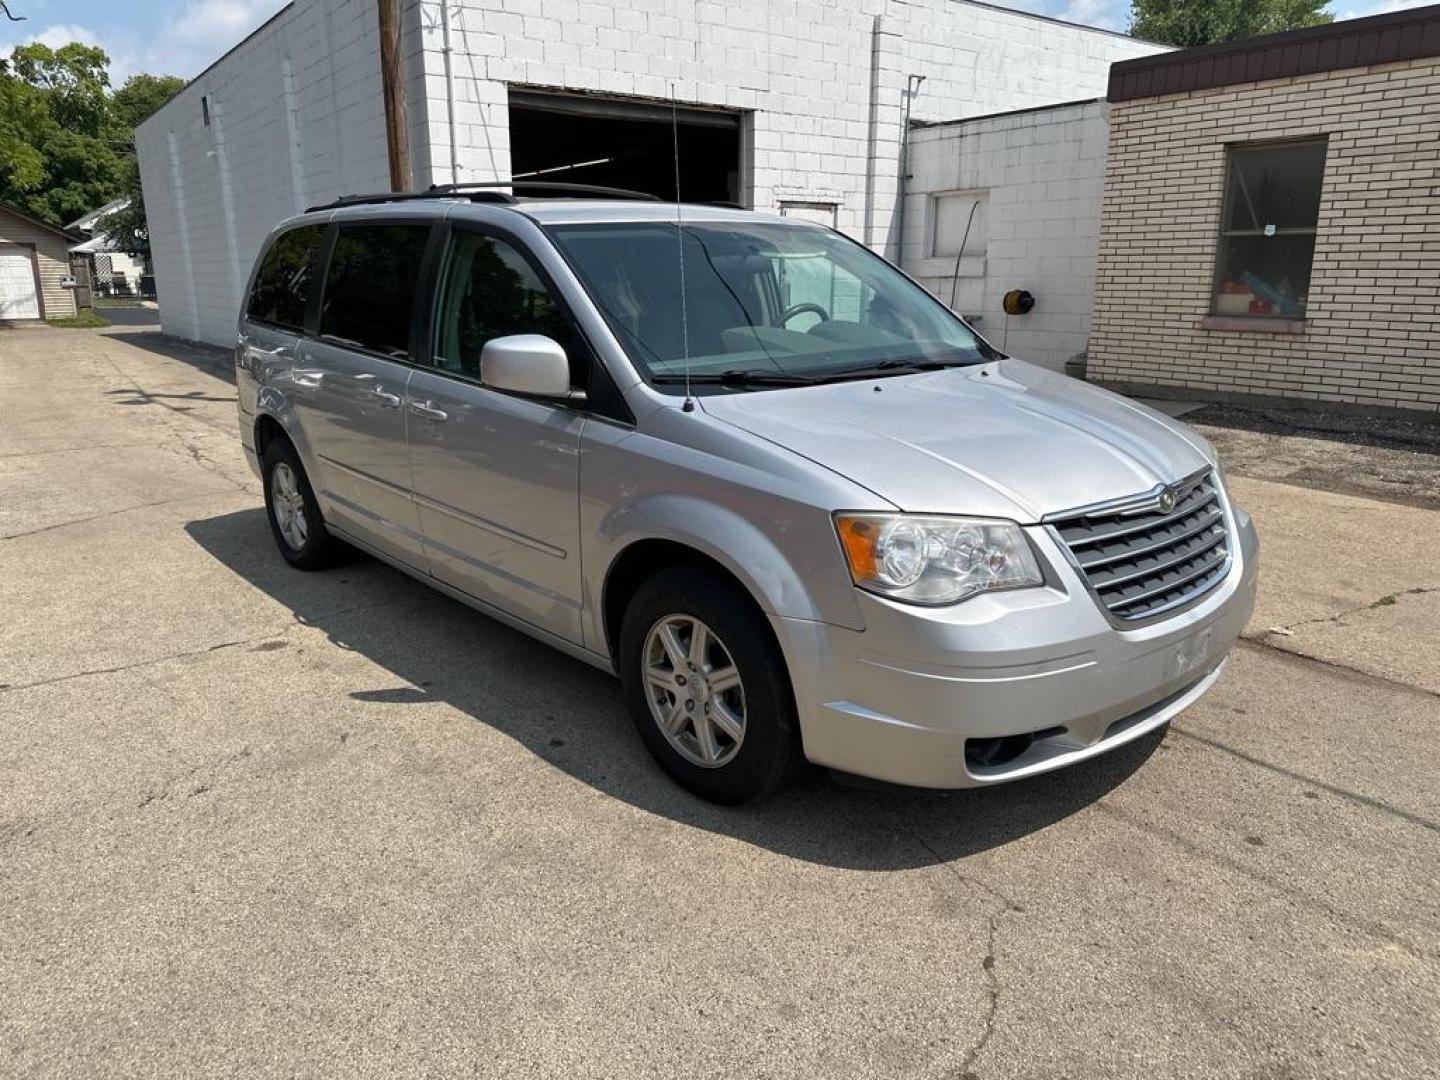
[545,219,997,392]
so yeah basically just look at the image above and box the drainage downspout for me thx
[440,0,460,184]
[863,15,882,247]
[893,73,924,263]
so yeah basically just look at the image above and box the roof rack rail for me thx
[305,179,661,214]
[431,181,662,201]
[305,189,516,213]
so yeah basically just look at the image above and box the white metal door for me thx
[0,249,41,320]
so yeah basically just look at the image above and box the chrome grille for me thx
[1050,472,1231,623]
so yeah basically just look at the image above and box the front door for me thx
[293,221,434,569]
[406,227,587,643]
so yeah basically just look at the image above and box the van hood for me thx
[698,359,1213,522]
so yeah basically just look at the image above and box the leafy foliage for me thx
[0,44,181,255]
[1130,0,1333,47]
[105,75,185,259]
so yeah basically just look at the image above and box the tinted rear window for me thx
[318,223,432,359]
[246,224,325,331]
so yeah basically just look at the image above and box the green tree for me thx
[0,44,181,256]
[0,57,46,192]
[1130,0,1333,47]
[111,73,185,131]
[104,74,185,258]
[0,43,120,224]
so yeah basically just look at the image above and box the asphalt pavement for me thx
[2,326,1436,1079]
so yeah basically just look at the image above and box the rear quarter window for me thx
[318,223,432,359]
[246,224,326,331]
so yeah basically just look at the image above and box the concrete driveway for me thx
[2,326,1436,1079]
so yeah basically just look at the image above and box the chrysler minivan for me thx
[235,184,1257,804]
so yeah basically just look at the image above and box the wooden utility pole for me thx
[378,0,411,191]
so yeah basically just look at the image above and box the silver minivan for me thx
[236,184,1258,804]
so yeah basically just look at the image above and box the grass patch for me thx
[46,310,110,329]
[1370,594,1397,608]
[93,297,147,309]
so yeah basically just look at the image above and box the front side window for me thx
[432,231,577,380]
[246,224,325,331]
[546,219,996,393]
[318,223,432,358]
[1213,139,1327,320]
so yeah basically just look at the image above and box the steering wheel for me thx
[781,302,830,326]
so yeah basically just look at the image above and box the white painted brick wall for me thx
[902,99,1110,371]
[137,0,1162,346]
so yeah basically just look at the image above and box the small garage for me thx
[0,202,79,323]
[508,90,746,205]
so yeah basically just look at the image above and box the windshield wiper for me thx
[651,370,821,388]
[827,357,983,379]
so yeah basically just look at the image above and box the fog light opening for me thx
[965,726,1067,772]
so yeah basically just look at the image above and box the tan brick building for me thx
[1088,7,1440,414]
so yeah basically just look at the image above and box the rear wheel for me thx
[262,437,344,570]
[619,567,803,804]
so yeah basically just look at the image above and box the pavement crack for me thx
[1093,800,1431,963]
[1,602,399,694]
[913,834,1021,1080]
[1238,636,1440,701]
[1257,586,1439,637]
[1169,725,1438,836]
[953,904,1005,1080]
[3,636,263,694]
[0,441,158,460]
[0,490,238,541]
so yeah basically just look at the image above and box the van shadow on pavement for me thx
[186,508,1161,871]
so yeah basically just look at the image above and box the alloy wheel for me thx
[270,461,309,551]
[642,614,746,768]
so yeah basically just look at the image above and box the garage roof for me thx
[1108,3,1440,102]
[0,202,84,244]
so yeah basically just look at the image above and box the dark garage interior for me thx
[508,90,744,204]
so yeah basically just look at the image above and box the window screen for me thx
[433,231,577,380]
[246,224,325,331]
[1213,140,1326,319]
[319,223,432,358]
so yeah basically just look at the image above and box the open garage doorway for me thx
[508,90,746,205]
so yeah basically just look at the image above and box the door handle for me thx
[408,399,449,422]
[370,386,403,408]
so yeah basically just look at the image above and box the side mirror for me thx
[480,334,577,400]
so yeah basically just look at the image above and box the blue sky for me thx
[1,0,1431,85]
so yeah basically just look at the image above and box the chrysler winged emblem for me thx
[1158,486,1177,512]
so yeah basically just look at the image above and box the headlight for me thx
[834,514,1044,606]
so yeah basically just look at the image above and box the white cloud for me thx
[16,22,106,50]
[0,22,105,69]
[1,0,288,84]
[126,0,288,81]
[1057,0,1130,31]
[1331,0,1435,20]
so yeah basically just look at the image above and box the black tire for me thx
[619,566,805,804]
[261,436,345,570]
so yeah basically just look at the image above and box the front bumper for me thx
[775,501,1259,789]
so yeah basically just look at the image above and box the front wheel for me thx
[619,567,804,804]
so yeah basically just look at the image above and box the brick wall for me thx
[903,100,1109,371]
[1089,57,1440,413]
